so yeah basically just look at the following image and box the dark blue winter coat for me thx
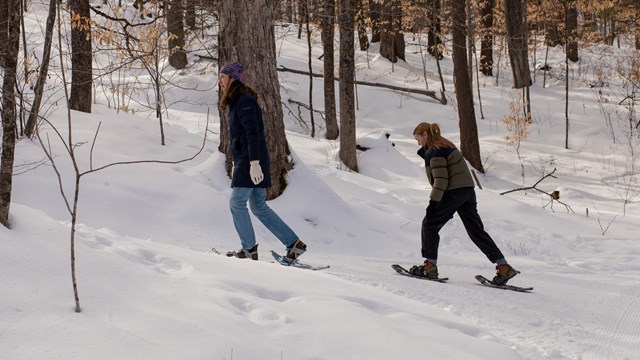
[229,92,272,188]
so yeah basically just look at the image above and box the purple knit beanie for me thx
[220,61,245,82]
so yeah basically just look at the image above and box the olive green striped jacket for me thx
[417,146,475,202]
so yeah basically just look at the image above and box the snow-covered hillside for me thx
[2,2,639,359]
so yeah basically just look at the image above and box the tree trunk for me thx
[305,1,315,137]
[545,22,562,47]
[565,38,569,149]
[370,0,381,43]
[69,0,92,113]
[607,13,616,46]
[322,0,339,140]
[544,2,564,47]
[565,0,578,62]
[503,0,531,89]
[452,0,483,173]
[339,0,358,172]
[185,0,197,30]
[0,0,20,226]
[0,0,8,68]
[427,0,443,59]
[356,0,369,50]
[168,0,188,69]
[286,0,294,23]
[636,6,640,50]
[297,0,305,39]
[380,0,405,62]
[219,0,291,199]
[466,0,474,85]
[25,0,57,138]
[479,0,494,76]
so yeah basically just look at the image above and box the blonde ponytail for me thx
[413,122,456,149]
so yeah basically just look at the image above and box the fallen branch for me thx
[277,65,445,104]
[287,98,326,116]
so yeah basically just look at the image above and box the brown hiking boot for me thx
[285,240,307,261]
[492,264,519,285]
[409,260,439,279]
[226,244,259,260]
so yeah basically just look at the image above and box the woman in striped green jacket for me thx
[410,122,518,285]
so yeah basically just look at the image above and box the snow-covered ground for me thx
[2,3,639,359]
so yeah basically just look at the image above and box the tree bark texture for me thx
[479,0,494,76]
[544,4,563,47]
[504,0,531,89]
[305,3,315,137]
[427,0,443,59]
[69,0,92,113]
[339,0,358,172]
[168,0,188,69]
[379,0,405,62]
[0,0,20,226]
[356,0,369,51]
[219,0,291,199]
[451,0,484,173]
[370,0,381,43]
[636,7,640,50]
[322,0,339,140]
[0,0,8,68]
[565,0,578,62]
[185,0,197,29]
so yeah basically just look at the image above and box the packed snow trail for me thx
[324,254,640,360]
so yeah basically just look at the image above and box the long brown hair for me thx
[219,79,258,111]
[413,122,456,149]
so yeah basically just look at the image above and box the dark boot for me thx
[226,244,259,260]
[409,260,439,279]
[492,264,519,285]
[285,240,307,261]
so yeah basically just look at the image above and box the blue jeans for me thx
[229,187,299,251]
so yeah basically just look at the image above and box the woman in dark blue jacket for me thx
[219,61,306,261]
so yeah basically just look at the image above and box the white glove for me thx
[249,160,264,185]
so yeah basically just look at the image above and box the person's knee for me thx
[230,197,247,212]
[249,202,269,216]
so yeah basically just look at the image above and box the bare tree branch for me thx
[500,168,574,213]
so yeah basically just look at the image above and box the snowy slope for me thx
[2,3,640,359]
